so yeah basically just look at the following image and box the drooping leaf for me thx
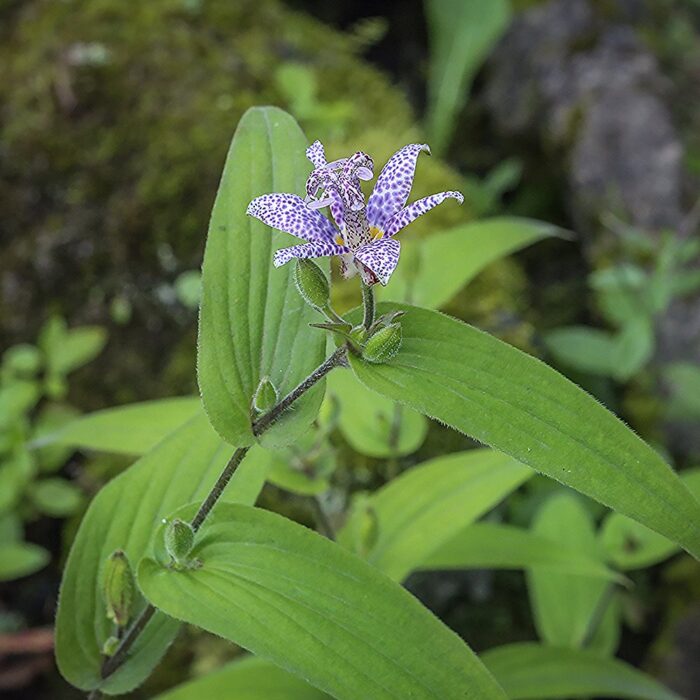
[327,369,427,458]
[425,0,511,154]
[378,218,556,309]
[55,415,265,695]
[0,542,50,581]
[197,106,326,449]
[337,448,531,581]
[152,656,328,700]
[349,303,700,559]
[526,493,618,652]
[37,397,202,455]
[482,643,681,700]
[139,504,508,700]
[600,469,700,570]
[420,522,620,581]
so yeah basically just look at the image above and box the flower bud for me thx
[294,259,330,311]
[102,635,120,657]
[165,518,195,564]
[350,495,379,558]
[362,323,402,364]
[253,376,278,412]
[103,550,134,627]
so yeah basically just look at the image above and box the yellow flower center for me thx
[370,226,384,240]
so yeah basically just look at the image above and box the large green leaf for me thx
[37,398,201,455]
[526,493,618,652]
[425,0,511,154]
[600,469,700,570]
[55,415,265,694]
[378,218,555,309]
[326,369,427,458]
[139,504,507,700]
[420,522,619,581]
[197,106,326,449]
[349,304,700,559]
[482,643,680,700]
[153,656,328,700]
[337,448,531,581]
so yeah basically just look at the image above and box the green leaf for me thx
[664,363,700,420]
[55,414,265,694]
[420,522,620,581]
[152,656,328,700]
[0,542,50,581]
[526,493,617,651]
[40,318,107,377]
[425,0,511,154]
[337,448,531,581]
[482,643,681,700]
[349,303,700,559]
[542,326,618,377]
[38,397,202,455]
[378,218,555,309]
[31,477,84,518]
[0,380,40,426]
[32,403,80,472]
[0,450,34,514]
[611,319,654,381]
[197,106,326,449]
[139,504,507,700]
[327,369,427,458]
[600,469,700,570]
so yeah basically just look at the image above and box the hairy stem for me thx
[361,282,375,330]
[94,345,348,691]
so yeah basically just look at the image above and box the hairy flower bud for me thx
[103,550,134,628]
[362,323,402,364]
[102,635,120,657]
[253,376,278,412]
[165,518,195,564]
[294,259,330,311]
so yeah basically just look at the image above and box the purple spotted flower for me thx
[246,140,463,286]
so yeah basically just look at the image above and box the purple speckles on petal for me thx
[384,191,464,237]
[306,140,327,168]
[273,241,349,267]
[354,238,400,286]
[247,193,337,243]
[366,143,430,229]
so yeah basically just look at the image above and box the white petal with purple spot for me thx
[384,191,464,238]
[273,241,349,268]
[354,238,401,286]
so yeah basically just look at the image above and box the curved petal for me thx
[384,191,464,237]
[354,238,401,286]
[366,144,430,230]
[273,241,349,268]
[306,140,327,168]
[247,193,337,243]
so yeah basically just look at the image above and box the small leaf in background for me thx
[38,397,202,455]
[425,0,511,154]
[327,369,428,458]
[542,326,618,377]
[526,492,619,652]
[664,362,700,420]
[152,655,328,700]
[40,317,107,378]
[0,380,41,427]
[481,643,680,700]
[31,477,83,518]
[174,270,202,310]
[378,218,557,309]
[0,450,34,514]
[2,343,43,378]
[55,414,265,695]
[0,542,50,582]
[349,303,700,560]
[139,504,508,700]
[31,403,80,472]
[600,469,700,570]
[197,107,327,449]
[611,318,655,381]
[420,522,620,581]
[337,449,531,582]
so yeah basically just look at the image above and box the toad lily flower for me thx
[246,141,463,286]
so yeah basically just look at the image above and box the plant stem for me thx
[94,345,348,692]
[581,582,617,648]
[361,282,375,330]
[311,496,335,540]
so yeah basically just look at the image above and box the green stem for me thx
[361,282,375,330]
[581,582,617,648]
[94,345,348,693]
